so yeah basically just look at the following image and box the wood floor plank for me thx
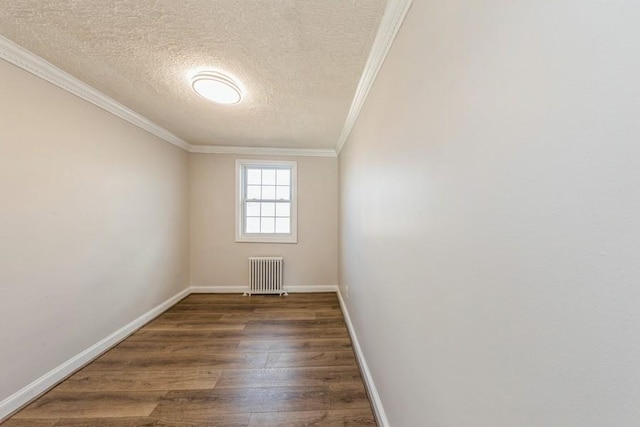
[11,391,166,419]
[159,312,250,321]
[55,367,221,392]
[238,338,353,352]
[248,408,376,426]
[58,414,250,426]
[252,307,341,313]
[144,318,246,331]
[327,383,372,410]
[5,293,375,426]
[245,318,347,329]
[127,328,255,343]
[98,345,221,360]
[215,366,363,389]
[266,351,358,368]
[1,420,58,426]
[220,312,318,321]
[107,339,242,355]
[128,330,217,341]
[165,304,256,313]
[313,311,346,319]
[151,386,330,417]
[156,311,225,320]
[242,327,350,340]
[91,352,268,369]
[3,415,251,427]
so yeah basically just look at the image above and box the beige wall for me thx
[339,1,640,426]
[0,59,190,402]
[190,153,337,289]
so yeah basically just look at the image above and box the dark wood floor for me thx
[4,293,376,426]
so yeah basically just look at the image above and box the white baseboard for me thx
[286,285,338,293]
[189,285,338,294]
[0,287,191,421]
[336,287,390,427]
[189,286,247,293]
[1,284,385,425]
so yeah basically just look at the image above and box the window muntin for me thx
[236,160,297,243]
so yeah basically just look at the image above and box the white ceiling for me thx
[0,1,387,150]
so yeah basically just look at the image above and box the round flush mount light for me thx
[191,71,242,105]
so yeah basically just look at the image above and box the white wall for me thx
[0,59,190,403]
[339,1,640,426]
[190,153,338,289]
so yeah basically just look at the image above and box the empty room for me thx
[1,1,639,426]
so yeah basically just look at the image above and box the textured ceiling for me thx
[0,0,386,149]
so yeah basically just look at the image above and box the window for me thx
[236,160,297,243]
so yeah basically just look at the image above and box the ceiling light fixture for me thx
[191,71,242,105]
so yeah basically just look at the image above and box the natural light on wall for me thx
[191,71,242,104]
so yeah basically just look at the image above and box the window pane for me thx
[261,202,275,217]
[276,169,290,186]
[275,218,290,233]
[247,168,261,185]
[276,185,290,200]
[246,202,260,217]
[261,217,275,233]
[262,185,276,199]
[262,169,276,185]
[238,161,296,241]
[246,217,260,233]
[275,202,290,217]
[247,185,261,200]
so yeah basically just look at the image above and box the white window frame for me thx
[235,159,298,244]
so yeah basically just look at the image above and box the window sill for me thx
[236,235,298,244]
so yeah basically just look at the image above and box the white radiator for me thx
[245,256,287,296]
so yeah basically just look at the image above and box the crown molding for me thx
[0,35,191,151]
[335,0,413,155]
[1,0,412,160]
[189,144,337,157]
[0,36,337,158]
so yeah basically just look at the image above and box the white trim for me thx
[190,145,337,158]
[1,4,414,160]
[0,287,191,421]
[235,235,298,244]
[0,285,385,424]
[0,35,191,152]
[235,159,298,244]
[189,285,338,294]
[335,0,413,155]
[1,0,414,160]
[189,286,248,293]
[286,285,338,293]
[337,287,390,427]
[0,36,337,158]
